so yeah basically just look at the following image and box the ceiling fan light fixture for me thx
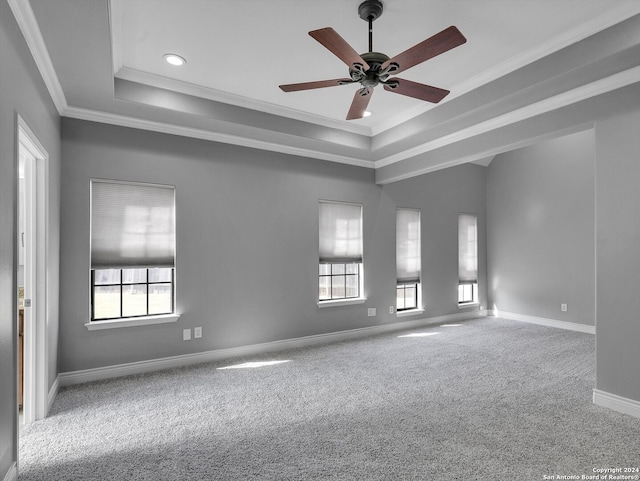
[163,53,186,66]
[363,110,372,117]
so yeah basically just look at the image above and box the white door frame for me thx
[17,116,49,425]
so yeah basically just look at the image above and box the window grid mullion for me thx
[146,268,150,316]
[119,269,124,318]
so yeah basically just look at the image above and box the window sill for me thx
[458,302,480,309]
[396,308,425,318]
[85,313,180,331]
[318,298,367,308]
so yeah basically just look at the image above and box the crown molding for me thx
[108,0,123,76]
[8,0,67,115]
[369,3,640,136]
[13,0,640,181]
[374,66,640,170]
[63,106,375,169]
[115,67,372,138]
[375,122,595,185]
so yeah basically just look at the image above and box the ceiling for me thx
[112,0,640,131]
[11,0,640,182]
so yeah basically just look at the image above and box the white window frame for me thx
[396,208,423,315]
[318,200,366,307]
[86,179,179,330]
[458,213,479,307]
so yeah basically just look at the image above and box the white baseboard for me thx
[490,310,595,334]
[59,310,487,387]
[593,389,640,419]
[3,463,17,481]
[47,375,60,415]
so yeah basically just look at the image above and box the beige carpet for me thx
[18,317,640,480]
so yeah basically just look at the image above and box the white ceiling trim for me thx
[115,67,372,137]
[12,1,640,179]
[63,106,375,169]
[109,0,123,76]
[376,122,596,185]
[370,2,640,136]
[374,65,640,170]
[8,0,67,115]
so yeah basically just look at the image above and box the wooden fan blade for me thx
[381,26,466,75]
[383,78,450,103]
[279,78,354,92]
[309,27,370,71]
[346,88,373,120]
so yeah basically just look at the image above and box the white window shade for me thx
[396,208,421,284]
[458,213,477,283]
[319,201,362,263]
[91,180,176,269]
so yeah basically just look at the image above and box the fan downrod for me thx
[359,0,383,53]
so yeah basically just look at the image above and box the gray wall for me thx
[383,164,488,317]
[595,107,640,402]
[59,118,488,373]
[486,130,596,326]
[0,2,61,478]
[59,119,390,372]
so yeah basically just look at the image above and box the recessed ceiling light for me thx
[163,53,186,66]
[363,111,372,117]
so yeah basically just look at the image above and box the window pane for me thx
[319,276,331,300]
[332,275,346,299]
[332,263,345,275]
[94,285,121,319]
[149,267,172,283]
[345,275,358,298]
[148,283,172,315]
[396,287,405,310]
[345,263,359,275]
[319,264,331,276]
[123,268,147,284]
[94,269,120,285]
[122,284,148,317]
[404,285,417,309]
[458,283,477,304]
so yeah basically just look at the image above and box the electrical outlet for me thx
[389,306,395,314]
[561,303,568,312]
[368,307,376,317]
[183,328,191,341]
[194,326,202,339]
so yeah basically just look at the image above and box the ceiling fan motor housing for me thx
[350,51,395,88]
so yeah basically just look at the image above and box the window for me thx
[90,180,176,322]
[458,213,478,305]
[92,268,174,320]
[318,201,363,302]
[396,208,421,311]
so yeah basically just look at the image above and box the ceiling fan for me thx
[279,0,467,120]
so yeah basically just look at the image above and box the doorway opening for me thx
[17,116,48,429]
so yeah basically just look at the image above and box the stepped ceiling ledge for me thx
[10,0,640,183]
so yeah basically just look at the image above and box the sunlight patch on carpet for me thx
[217,360,291,370]
[397,332,440,338]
